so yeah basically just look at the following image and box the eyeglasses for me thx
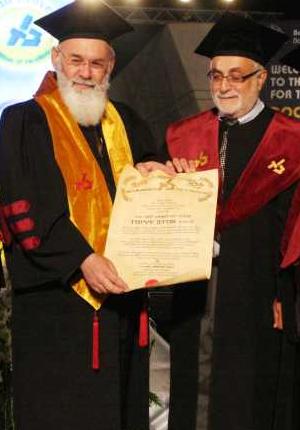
[207,69,263,84]
[56,47,109,71]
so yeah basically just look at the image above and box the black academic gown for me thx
[0,99,162,430]
[168,107,299,430]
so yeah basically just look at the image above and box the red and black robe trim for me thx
[167,109,300,233]
[0,199,40,250]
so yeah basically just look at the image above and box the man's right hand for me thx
[166,158,197,173]
[80,253,129,294]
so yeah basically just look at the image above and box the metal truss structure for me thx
[113,5,283,24]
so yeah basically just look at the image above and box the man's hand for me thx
[135,161,176,176]
[273,298,283,330]
[166,158,197,173]
[80,253,129,294]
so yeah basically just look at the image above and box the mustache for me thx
[214,91,239,98]
[72,78,96,86]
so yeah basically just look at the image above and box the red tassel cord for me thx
[92,311,100,370]
[139,304,149,348]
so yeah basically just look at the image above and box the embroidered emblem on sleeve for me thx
[195,152,208,168]
[268,159,286,175]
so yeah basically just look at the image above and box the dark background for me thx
[108,0,297,19]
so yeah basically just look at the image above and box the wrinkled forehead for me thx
[59,38,113,58]
[210,55,259,72]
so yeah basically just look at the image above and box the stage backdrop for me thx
[0,0,70,112]
[0,3,299,146]
[263,20,300,120]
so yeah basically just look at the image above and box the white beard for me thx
[56,70,110,127]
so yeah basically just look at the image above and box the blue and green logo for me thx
[0,0,55,69]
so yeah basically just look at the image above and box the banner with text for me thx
[263,21,300,120]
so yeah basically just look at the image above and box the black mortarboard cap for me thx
[280,46,300,72]
[34,0,133,43]
[195,13,289,66]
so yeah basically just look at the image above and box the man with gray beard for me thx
[166,12,300,430]
[0,2,170,429]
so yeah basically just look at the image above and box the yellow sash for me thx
[0,240,7,287]
[35,72,133,310]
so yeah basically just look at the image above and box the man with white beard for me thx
[0,2,170,429]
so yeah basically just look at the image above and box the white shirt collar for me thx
[238,99,265,124]
[218,99,265,125]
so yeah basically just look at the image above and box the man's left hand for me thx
[135,161,176,176]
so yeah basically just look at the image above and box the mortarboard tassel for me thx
[92,311,100,370]
[139,302,149,348]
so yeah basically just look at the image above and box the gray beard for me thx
[56,70,110,127]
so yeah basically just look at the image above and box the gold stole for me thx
[0,240,7,287]
[35,79,133,311]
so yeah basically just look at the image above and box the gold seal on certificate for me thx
[104,165,219,290]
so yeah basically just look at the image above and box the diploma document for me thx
[104,165,219,290]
